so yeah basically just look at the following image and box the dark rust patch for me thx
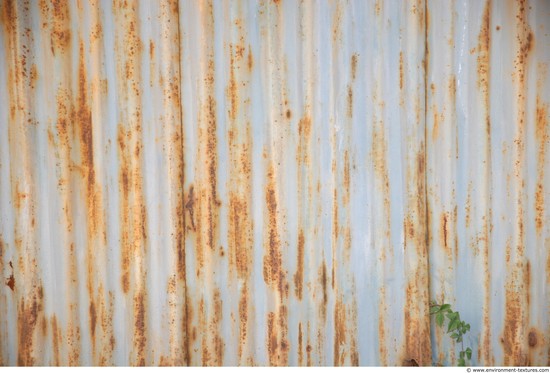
[247,45,254,71]
[17,284,44,366]
[298,322,303,366]
[89,300,97,340]
[528,330,537,347]
[185,185,196,231]
[6,260,15,291]
[351,54,358,81]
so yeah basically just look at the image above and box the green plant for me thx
[430,302,472,366]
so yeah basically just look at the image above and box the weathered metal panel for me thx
[0,0,548,367]
[427,0,550,366]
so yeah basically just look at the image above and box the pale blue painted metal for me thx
[0,0,548,366]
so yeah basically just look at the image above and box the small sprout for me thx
[430,301,473,366]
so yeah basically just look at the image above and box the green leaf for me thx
[440,304,451,312]
[459,351,465,359]
[451,332,459,339]
[430,305,441,314]
[458,358,465,367]
[448,319,459,333]
[447,311,459,321]
[465,324,470,332]
[466,348,472,360]
[436,312,444,327]
[457,336,463,343]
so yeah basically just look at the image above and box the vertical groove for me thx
[174,0,189,365]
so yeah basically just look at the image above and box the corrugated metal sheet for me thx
[0,0,548,366]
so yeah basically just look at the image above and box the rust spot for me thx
[247,45,253,71]
[17,284,45,366]
[293,229,304,299]
[185,185,196,231]
[149,40,154,59]
[286,109,292,119]
[29,64,38,88]
[403,358,419,366]
[496,25,500,31]
[351,54,358,81]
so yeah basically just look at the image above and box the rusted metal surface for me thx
[0,0,548,366]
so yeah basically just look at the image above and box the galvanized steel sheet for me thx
[0,0,548,366]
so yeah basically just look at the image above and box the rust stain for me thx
[347,85,353,118]
[263,166,285,292]
[333,298,345,366]
[378,288,388,365]
[51,315,61,366]
[298,322,303,366]
[238,286,249,361]
[266,305,289,366]
[17,284,44,366]
[502,277,528,365]
[133,291,147,365]
[439,212,452,258]
[432,109,440,141]
[293,229,304,299]
[399,51,404,90]
[228,121,252,279]
[228,44,239,121]
[535,95,548,234]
